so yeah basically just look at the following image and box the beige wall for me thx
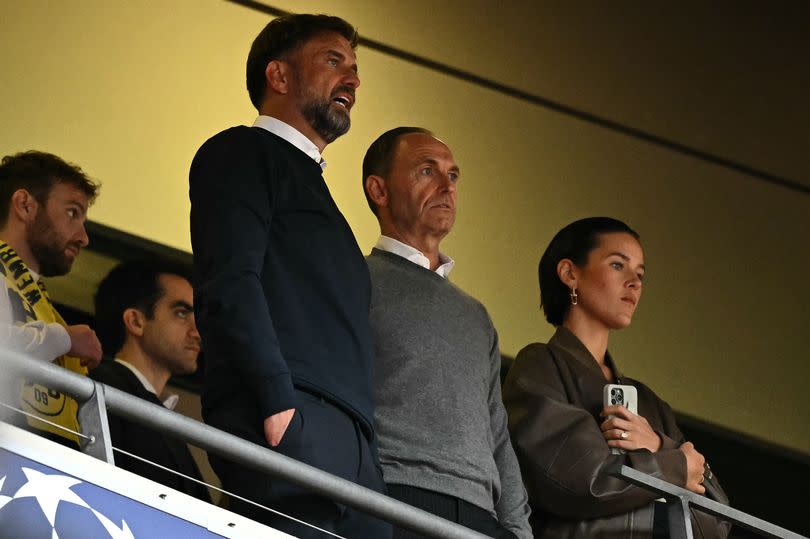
[2,1,808,454]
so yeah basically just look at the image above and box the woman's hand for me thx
[600,405,662,453]
[679,442,707,494]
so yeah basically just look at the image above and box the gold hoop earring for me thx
[570,288,578,305]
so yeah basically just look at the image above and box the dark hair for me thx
[361,126,433,215]
[246,14,358,110]
[0,150,99,227]
[539,217,640,326]
[94,261,192,356]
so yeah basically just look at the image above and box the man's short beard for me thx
[299,94,351,144]
[27,212,73,277]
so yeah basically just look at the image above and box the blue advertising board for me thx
[0,423,291,538]
[0,447,222,538]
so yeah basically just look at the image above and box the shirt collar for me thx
[374,235,455,278]
[253,115,326,170]
[114,358,179,410]
[114,358,157,394]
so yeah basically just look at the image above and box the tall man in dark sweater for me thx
[92,262,211,503]
[189,14,389,538]
[363,128,532,538]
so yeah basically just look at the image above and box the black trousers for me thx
[387,484,517,539]
[210,389,391,538]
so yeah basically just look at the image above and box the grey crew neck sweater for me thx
[367,249,531,538]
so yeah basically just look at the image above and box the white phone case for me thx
[603,384,638,454]
[603,384,638,414]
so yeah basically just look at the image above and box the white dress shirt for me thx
[114,359,179,410]
[253,115,327,170]
[374,236,455,278]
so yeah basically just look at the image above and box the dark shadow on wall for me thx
[676,414,810,537]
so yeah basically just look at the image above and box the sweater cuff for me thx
[49,323,72,358]
[257,373,298,418]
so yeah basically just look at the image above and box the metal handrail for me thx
[0,349,489,539]
[608,464,807,539]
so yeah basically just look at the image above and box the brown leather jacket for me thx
[502,327,731,538]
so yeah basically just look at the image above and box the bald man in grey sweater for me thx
[362,127,531,539]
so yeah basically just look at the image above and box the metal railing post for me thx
[77,380,115,464]
[0,373,15,423]
[667,497,694,539]
[609,464,807,539]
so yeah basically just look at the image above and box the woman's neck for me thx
[563,313,610,367]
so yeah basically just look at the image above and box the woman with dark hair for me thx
[502,217,730,537]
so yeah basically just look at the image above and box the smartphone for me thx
[603,384,638,454]
[603,384,638,414]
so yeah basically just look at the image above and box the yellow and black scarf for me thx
[0,240,86,444]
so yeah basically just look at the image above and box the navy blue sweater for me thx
[190,126,374,434]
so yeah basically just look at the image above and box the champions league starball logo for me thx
[0,443,223,538]
[0,468,134,539]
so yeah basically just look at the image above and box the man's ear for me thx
[365,175,388,209]
[10,189,39,224]
[122,308,147,338]
[266,59,290,95]
[557,259,579,289]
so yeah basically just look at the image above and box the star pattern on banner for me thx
[0,476,11,511]
[1,467,134,539]
[13,467,90,526]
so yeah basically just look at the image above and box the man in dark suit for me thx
[189,13,389,538]
[92,261,211,503]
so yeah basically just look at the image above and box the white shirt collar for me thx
[114,358,178,410]
[374,236,455,278]
[253,115,326,170]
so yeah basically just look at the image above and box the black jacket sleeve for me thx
[190,128,296,419]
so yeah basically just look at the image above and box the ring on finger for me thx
[620,431,629,440]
